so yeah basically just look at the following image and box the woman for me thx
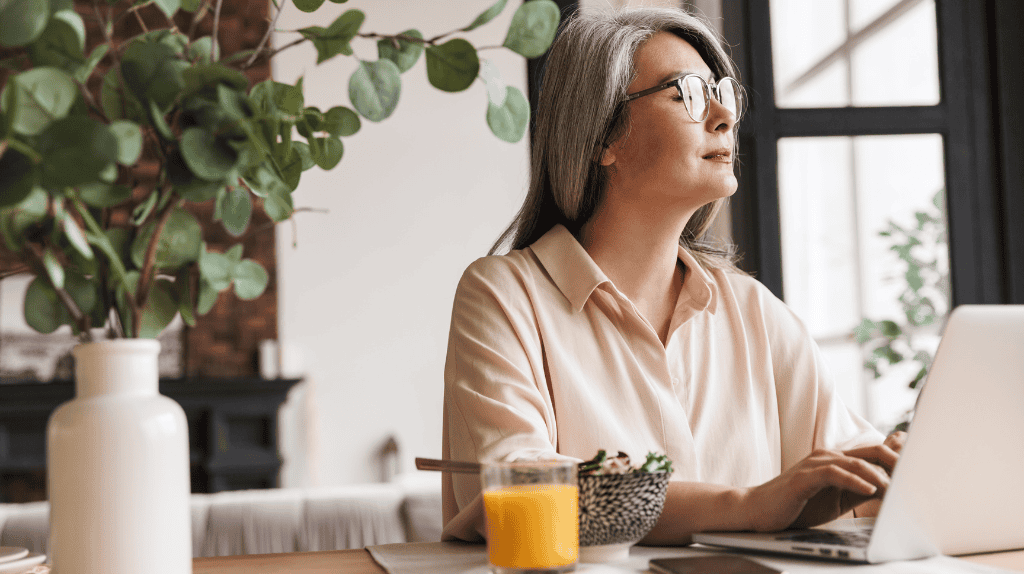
[441,7,905,544]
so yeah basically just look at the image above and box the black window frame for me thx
[722,0,1024,307]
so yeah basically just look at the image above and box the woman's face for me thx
[601,32,738,213]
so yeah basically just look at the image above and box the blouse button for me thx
[670,377,680,386]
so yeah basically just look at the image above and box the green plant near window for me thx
[853,189,951,431]
[0,0,556,340]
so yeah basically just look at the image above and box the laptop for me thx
[693,305,1024,563]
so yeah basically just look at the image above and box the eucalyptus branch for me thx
[134,191,180,336]
[211,0,225,62]
[188,0,210,40]
[246,0,288,68]
[248,36,306,68]
[0,265,31,280]
[358,32,434,46]
[0,141,6,162]
[25,242,93,340]
[4,138,43,162]
[133,8,149,33]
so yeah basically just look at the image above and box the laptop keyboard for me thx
[776,529,872,548]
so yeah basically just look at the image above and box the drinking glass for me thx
[481,460,579,574]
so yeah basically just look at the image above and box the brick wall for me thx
[1,0,276,379]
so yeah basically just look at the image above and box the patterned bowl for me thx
[577,470,670,558]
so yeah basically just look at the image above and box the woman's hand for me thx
[742,446,895,532]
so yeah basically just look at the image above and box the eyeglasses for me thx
[624,74,743,122]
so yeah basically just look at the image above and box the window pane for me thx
[771,0,940,108]
[777,134,951,429]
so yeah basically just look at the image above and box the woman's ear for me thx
[598,145,616,166]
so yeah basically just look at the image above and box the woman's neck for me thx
[578,197,695,341]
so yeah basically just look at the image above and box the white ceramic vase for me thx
[47,339,192,573]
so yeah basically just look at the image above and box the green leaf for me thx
[78,182,132,208]
[130,207,203,269]
[27,9,86,71]
[121,40,186,110]
[225,243,243,262]
[879,320,901,338]
[175,269,197,327]
[248,165,293,221]
[323,106,360,137]
[311,137,343,169]
[182,63,249,98]
[486,85,529,143]
[0,149,36,208]
[219,186,251,236]
[853,318,876,344]
[42,248,64,289]
[100,68,145,122]
[463,0,508,32]
[1,67,77,135]
[37,116,120,188]
[108,119,144,165]
[24,276,67,333]
[137,278,178,338]
[181,0,200,12]
[377,29,423,73]
[502,0,559,58]
[299,9,364,64]
[293,141,314,170]
[152,0,181,20]
[62,212,93,260]
[293,0,325,12]
[196,278,219,315]
[249,79,303,116]
[180,127,239,181]
[75,44,109,84]
[0,0,49,47]
[233,259,268,300]
[348,59,401,122]
[131,190,158,226]
[425,39,480,92]
[186,36,220,64]
[199,246,234,291]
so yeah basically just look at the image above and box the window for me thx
[722,0,1017,429]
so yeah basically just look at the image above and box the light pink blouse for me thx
[441,224,882,541]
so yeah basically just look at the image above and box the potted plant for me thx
[0,0,557,571]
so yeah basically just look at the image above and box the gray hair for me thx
[490,7,744,273]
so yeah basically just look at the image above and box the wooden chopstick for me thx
[415,457,481,474]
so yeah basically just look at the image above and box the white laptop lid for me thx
[866,305,1024,562]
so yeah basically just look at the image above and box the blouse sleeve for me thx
[441,256,568,541]
[756,282,885,472]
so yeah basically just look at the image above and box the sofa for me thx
[0,474,442,557]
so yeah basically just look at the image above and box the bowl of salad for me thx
[576,450,672,562]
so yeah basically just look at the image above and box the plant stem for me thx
[211,0,224,62]
[134,192,179,336]
[133,8,149,33]
[358,32,433,45]
[0,265,31,280]
[246,0,287,68]
[251,36,305,67]
[188,0,210,40]
[25,242,93,341]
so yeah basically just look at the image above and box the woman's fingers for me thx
[884,431,908,453]
[844,443,900,473]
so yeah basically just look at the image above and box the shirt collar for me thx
[530,224,719,316]
[530,224,609,313]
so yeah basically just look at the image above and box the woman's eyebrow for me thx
[654,70,714,85]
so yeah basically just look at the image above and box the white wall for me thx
[271,1,530,486]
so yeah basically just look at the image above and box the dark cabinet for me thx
[0,378,300,503]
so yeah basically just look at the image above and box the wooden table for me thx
[193,546,1024,574]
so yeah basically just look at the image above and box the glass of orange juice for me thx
[481,460,578,574]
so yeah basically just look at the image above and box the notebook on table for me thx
[693,305,1024,563]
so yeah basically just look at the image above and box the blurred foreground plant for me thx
[0,0,557,339]
[854,189,951,431]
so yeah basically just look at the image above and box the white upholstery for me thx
[0,476,442,557]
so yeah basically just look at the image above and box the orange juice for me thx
[483,484,579,571]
